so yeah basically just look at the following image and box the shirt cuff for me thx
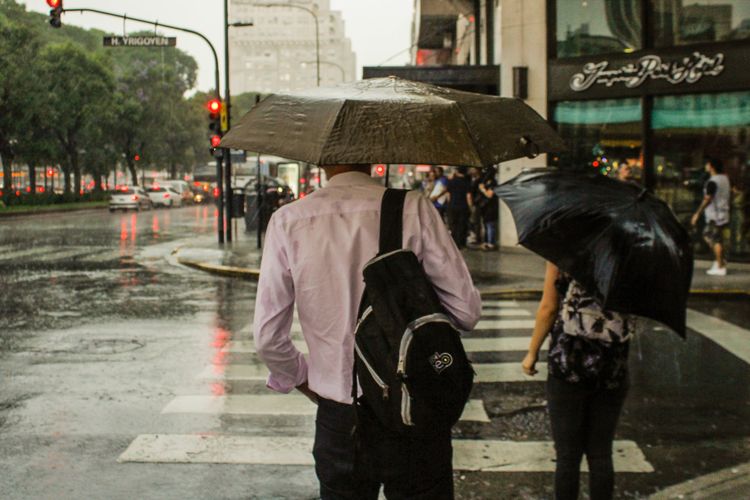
[265,352,309,394]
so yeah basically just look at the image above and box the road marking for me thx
[200,362,545,383]
[222,337,540,354]
[475,319,535,330]
[687,309,750,366]
[0,246,57,261]
[482,300,520,307]
[479,308,531,317]
[118,435,652,472]
[162,395,489,423]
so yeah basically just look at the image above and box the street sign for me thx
[220,104,228,133]
[103,36,177,47]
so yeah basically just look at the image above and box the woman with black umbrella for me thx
[522,262,633,500]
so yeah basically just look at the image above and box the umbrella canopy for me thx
[220,77,565,167]
[496,169,693,336]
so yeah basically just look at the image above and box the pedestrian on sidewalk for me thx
[691,157,731,276]
[522,262,633,500]
[446,166,473,249]
[477,167,499,250]
[429,166,449,222]
[253,164,481,500]
[468,167,483,244]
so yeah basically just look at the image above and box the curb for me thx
[177,258,750,300]
[178,258,261,280]
[0,205,108,218]
[178,260,750,299]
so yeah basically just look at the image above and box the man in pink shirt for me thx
[253,164,481,499]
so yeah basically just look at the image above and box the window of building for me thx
[555,0,642,58]
[552,98,643,180]
[652,91,750,255]
[652,0,750,47]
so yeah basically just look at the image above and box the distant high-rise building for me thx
[229,0,356,94]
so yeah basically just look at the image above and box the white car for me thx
[109,186,152,212]
[146,186,182,208]
[161,180,194,205]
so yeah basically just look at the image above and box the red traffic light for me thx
[210,135,222,148]
[374,164,386,177]
[207,99,221,113]
[134,154,141,161]
[46,0,61,8]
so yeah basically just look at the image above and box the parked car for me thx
[109,186,152,212]
[161,180,194,205]
[146,186,182,208]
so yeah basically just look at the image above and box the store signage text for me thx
[570,52,724,92]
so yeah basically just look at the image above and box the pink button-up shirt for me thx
[253,171,481,404]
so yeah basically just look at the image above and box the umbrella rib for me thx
[315,98,349,166]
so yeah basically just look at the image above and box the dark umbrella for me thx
[220,77,565,166]
[496,169,693,336]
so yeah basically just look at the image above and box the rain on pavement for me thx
[1,206,749,499]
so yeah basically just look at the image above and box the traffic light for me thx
[207,98,223,158]
[47,0,63,28]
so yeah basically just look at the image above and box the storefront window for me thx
[653,91,750,257]
[556,0,642,57]
[552,98,643,180]
[653,0,750,47]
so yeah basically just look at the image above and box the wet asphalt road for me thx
[1,206,749,499]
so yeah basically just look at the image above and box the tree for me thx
[38,43,115,196]
[0,4,40,195]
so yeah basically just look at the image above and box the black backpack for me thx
[352,189,474,436]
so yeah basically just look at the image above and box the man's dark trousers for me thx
[313,397,454,500]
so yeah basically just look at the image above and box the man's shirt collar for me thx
[326,171,381,187]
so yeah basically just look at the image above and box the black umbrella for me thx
[496,169,693,336]
[220,77,565,166]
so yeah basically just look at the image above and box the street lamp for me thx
[301,60,345,82]
[256,3,320,87]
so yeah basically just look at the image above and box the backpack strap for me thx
[378,188,408,255]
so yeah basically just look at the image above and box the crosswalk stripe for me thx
[0,246,57,262]
[475,319,535,330]
[222,337,540,354]
[479,308,531,317]
[687,309,750,366]
[482,300,520,307]
[118,435,652,472]
[240,312,532,337]
[161,395,490,423]
[199,362,546,383]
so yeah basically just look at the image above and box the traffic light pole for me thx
[61,7,226,244]
[223,0,232,243]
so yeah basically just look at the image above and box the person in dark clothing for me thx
[522,263,632,500]
[478,175,499,250]
[446,166,473,248]
[468,167,483,244]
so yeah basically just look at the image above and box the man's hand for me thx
[296,382,319,405]
[522,352,538,376]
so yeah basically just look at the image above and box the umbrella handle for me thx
[519,136,540,159]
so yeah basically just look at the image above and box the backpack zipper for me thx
[354,341,389,400]
[401,384,414,426]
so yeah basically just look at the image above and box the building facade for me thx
[229,0,356,94]
[367,0,750,258]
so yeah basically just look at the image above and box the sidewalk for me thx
[175,229,750,297]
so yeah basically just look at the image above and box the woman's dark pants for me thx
[313,397,454,500]
[546,376,628,500]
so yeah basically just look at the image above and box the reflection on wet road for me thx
[1,206,749,499]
